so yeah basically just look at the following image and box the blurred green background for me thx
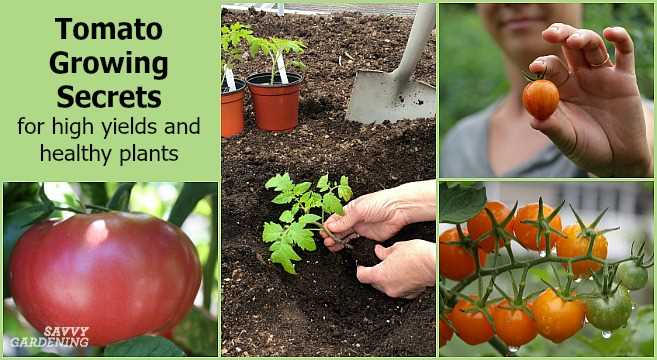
[439,3,654,140]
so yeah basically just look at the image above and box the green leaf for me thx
[170,306,218,356]
[279,210,295,223]
[168,182,217,227]
[322,193,344,215]
[262,222,284,243]
[340,175,349,186]
[316,174,329,192]
[338,185,353,202]
[272,192,294,204]
[106,182,135,212]
[265,173,294,192]
[299,214,321,225]
[294,182,312,196]
[104,336,185,357]
[308,193,323,208]
[438,182,486,224]
[270,241,301,274]
[287,222,316,251]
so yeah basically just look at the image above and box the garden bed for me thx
[221,9,436,357]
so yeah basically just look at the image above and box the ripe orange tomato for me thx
[439,318,453,347]
[451,297,494,345]
[439,228,487,281]
[467,201,514,253]
[492,299,538,347]
[522,79,559,121]
[557,224,607,278]
[533,288,586,343]
[513,203,562,251]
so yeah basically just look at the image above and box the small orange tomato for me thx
[467,201,514,253]
[451,297,494,345]
[533,288,586,343]
[439,318,453,347]
[513,203,562,251]
[492,299,538,347]
[557,224,608,278]
[439,228,487,281]
[523,79,559,121]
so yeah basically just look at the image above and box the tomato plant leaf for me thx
[265,173,294,192]
[262,222,284,243]
[322,193,344,215]
[294,182,312,196]
[170,306,218,356]
[270,241,301,274]
[299,214,321,224]
[338,185,353,202]
[271,192,294,204]
[104,336,185,357]
[317,174,329,192]
[438,182,486,224]
[287,222,316,251]
[279,210,295,223]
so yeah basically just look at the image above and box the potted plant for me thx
[221,23,252,138]
[247,37,306,131]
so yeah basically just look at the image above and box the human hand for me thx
[528,23,652,177]
[320,181,436,252]
[320,188,410,252]
[356,240,436,299]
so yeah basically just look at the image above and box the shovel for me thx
[346,3,436,124]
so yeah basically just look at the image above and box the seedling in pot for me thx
[249,36,306,85]
[221,22,253,92]
[262,173,353,274]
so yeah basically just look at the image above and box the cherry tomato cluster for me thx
[439,198,653,353]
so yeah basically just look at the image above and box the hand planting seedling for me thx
[221,22,253,91]
[249,36,306,85]
[439,183,654,355]
[522,70,559,121]
[262,173,352,274]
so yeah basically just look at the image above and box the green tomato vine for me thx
[439,183,653,356]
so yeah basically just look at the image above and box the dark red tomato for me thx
[522,79,559,121]
[10,212,201,346]
[439,228,487,281]
[467,201,514,253]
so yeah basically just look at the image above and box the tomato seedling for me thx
[249,36,306,85]
[522,72,559,121]
[221,22,253,89]
[262,173,352,274]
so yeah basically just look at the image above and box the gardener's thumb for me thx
[326,208,359,234]
[356,265,379,285]
[374,244,392,260]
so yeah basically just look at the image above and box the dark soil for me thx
[221,9,436,357]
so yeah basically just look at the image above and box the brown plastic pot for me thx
[221,79,246,138]
[246,72,303,131]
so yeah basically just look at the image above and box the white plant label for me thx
[276,54,289,84]
[224,65,237,92]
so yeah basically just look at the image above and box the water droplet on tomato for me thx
[508,346,519,353]
[602,330,612,339]
[584,316,589,324]
[575,278,583,283]
[539,250,546,257]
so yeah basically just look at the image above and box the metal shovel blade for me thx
[347,70,435,123]
[346,3,436,124]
